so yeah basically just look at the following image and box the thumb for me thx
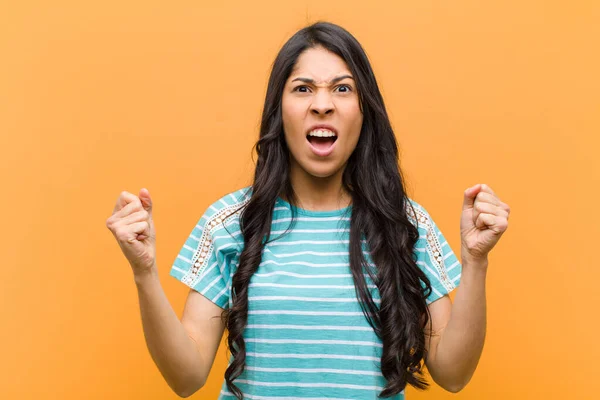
[139,188,153,215]
[462,184,480,211]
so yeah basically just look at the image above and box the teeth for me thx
[308,129,336,137]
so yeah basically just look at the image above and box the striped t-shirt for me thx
[169,187,462,400]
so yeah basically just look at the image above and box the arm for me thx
[424,257,488,393]
[424,183,508,392]
[134,266,226,397]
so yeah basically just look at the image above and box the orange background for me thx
[1,1,598,399]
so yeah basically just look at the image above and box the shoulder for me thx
[204,186,252,215]
[405,197,433,231]
[199,186,252,234]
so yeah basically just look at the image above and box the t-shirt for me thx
[169,187,462,399]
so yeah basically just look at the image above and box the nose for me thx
[310,90,334,115]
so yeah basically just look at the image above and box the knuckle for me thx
[115,228,126,240]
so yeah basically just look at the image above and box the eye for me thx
[293,85,310,93]
[336,84,353,93]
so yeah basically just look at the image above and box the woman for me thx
[107,21,510,399]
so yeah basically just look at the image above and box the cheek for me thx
[344,110,363,149]
[344,131,361,155]
[282,104,307,140]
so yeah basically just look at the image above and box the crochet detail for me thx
[182,199,249,287]
[406,202,455,293]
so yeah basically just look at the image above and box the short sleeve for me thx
[169,207,236,310]
[409,201,462,305]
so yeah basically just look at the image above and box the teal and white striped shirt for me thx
[170,187,462,399]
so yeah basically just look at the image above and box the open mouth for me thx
[306,135,338,151]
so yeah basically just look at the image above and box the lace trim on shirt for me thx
[182,199,249,287]
[406,202,455,293]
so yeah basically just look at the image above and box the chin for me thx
[302,162,343,179]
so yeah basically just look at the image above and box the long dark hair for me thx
[221,21,434,399]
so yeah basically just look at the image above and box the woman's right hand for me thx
[106,188,157,275]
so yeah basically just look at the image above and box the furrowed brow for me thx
[291,74,354,85]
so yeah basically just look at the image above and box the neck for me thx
[284,158,352,211]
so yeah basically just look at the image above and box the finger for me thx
[475,212,496,230]
[112,198,143,219]
[113,191,139,214]
[475,191,502,207]
[463,184,482,211]
[125,221,150,243]
[119,210,149,226]
[474,200,509,219]
[479,184,496,197]
[139,188,153,215]
[478,191,510,216]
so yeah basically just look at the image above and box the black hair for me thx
[221,21,434,399]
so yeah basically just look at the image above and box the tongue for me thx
[308,136,336,150]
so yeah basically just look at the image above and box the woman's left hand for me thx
[460,184,510,264]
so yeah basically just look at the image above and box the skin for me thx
[281,45,363,211]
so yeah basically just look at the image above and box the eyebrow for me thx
[291,74,354,85]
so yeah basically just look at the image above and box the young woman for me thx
[107,21,510,399]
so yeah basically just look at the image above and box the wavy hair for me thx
[221,21,435,398]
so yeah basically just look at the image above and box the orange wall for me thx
[1,1,598,399]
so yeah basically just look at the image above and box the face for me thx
[281,46,363,180]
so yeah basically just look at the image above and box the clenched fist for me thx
[106,188,157,275]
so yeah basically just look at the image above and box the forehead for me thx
[288,46,351,82]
